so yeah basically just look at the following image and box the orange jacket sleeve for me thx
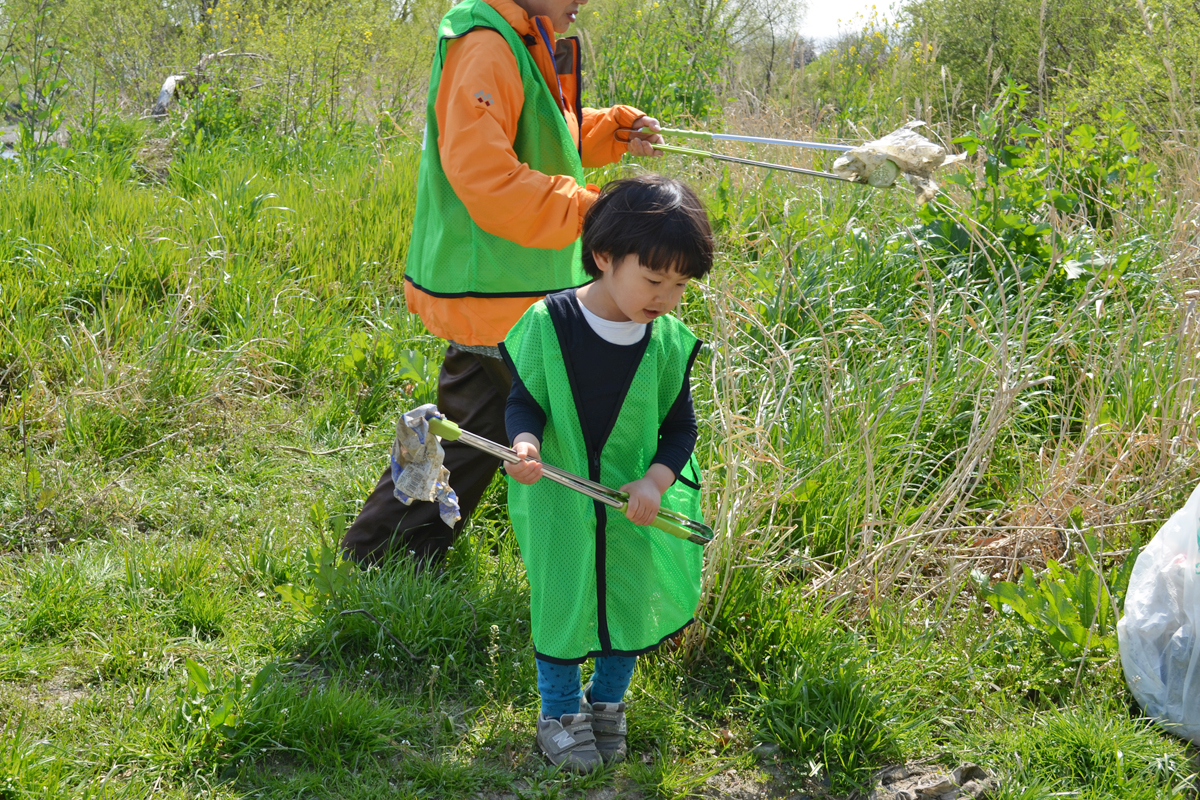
[437,31,598,251]
[581,104,643,168]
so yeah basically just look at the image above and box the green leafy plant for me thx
[1051,104,1159,229]
[752,658,906,792]
[919,83,1061,277]
[175,658,276,762]
[275,501,356,618]
[981,533,1139,662]
[21,464,55,518]
[175,82,258,151]
[919,84,1160,284]
[731,594,916,793]
[339,330,431,428]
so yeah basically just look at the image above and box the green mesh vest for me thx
[405,0,589,299]
[501,296,704,663]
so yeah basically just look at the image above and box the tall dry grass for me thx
[678,108,1200,648]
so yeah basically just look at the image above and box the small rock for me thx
[912,776,955,796]
[952,764,989,785]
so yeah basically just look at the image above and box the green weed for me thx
[90,617,172,684]
[735,600,912,792]
[230,528,297,591]
[981,533,1138,666]
[232,677,421,770]
[978,702,1196,799]
[174,658,276,767]
[0,715,54,800]
[18,556,100,641]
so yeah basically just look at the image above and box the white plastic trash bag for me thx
[832,121,966,203]
[1118,481,1200,743]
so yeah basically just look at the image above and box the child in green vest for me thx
[500,175,713,772]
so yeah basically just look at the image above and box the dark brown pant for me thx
[340,345,513,566]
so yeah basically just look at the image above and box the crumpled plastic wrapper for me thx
[390,403,461,527]
[832,121,967,203]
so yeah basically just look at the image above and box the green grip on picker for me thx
[649,513,697,542]
[660,127,714,141]
[427,416,461,441]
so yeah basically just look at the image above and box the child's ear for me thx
[592,251,614,274]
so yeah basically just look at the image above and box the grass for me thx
[1,117,1198,798]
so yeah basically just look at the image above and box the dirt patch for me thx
[47,685,88,707]
[473,778,646,800]
[34,671,90,709]
[868,763,997,799]
[702,764,817,799]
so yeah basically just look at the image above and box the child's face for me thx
[594,253,691,324]
[519,0,588,32]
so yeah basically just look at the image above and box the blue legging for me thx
[536,655,637,719]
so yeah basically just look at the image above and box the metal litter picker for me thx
[639,121,966,202]
[650,142,868,186]
[656,127,854,153]
[389,404,712,547]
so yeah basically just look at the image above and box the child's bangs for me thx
[635,219,709,278]
[637,243,695,277]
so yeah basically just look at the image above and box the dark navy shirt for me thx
[504,290,697,478]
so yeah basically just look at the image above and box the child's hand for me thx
[505,436,543,485]
[621,476,664,526]
[626,115,664,158]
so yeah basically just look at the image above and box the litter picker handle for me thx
[426,416,712,546]
[660,127,714,142]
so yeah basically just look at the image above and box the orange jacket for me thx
[405,0,644,347]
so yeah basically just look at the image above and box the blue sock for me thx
[536,659,581,719]
[588,655,637,704]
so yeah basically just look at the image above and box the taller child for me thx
[342,0,664,565]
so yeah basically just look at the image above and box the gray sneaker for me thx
[580,683,627,764]
[536,712,602,773]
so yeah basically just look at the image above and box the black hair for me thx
[581,175,714,280]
